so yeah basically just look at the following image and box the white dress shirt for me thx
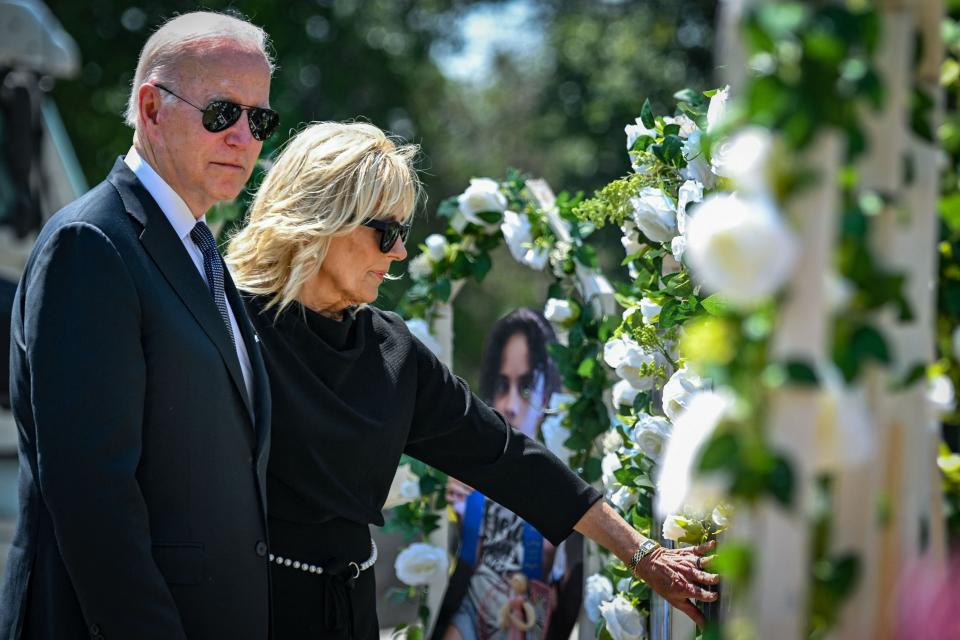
[124,147,255,406]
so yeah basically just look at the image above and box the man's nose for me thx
[224,110,255,146]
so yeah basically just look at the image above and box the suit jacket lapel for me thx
[224,272,270,453]
[107,160,252,428]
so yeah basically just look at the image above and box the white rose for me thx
[542,414,573,464]
[629,187,678,243]
[656,390,734,517]
[662,366,708,422]
[383,463,420,509]
[681,130,717,189]
[639,298,661,324]
[625,117,657,151]
[611,486,638,511]
[706,85,730,133]
[457,178,507,230]
[712,505,730,528]
[394,542,449,587]
[407,253,432,280]
[671,235,687,263]
[685,194,799,309]
[424,234,447,262]
[599,595,647,640]
[450,210,468,233]
[405,318,443,358]
[603,337,659,390]
[710,126,773,195]
[661,513,688,542]
[664,114,698,137]
[584,574,614,623]
[601,451,622,491]
[544,298,578,326]
[631,413,672,462]
[501,210,548,270]
[928,374,957,416]
[612,379,640,408]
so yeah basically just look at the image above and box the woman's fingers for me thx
[686,583,719,602]
[692,539,717,555]
[671,597,707,628]
[692,569,721,585]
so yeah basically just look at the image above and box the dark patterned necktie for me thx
[190,221,235,344]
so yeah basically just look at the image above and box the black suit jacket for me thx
[0,159,272,640]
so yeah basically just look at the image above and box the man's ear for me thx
[138,84,161,127]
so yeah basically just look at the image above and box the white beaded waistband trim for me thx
[268,539,378,577]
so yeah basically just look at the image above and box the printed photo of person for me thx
[435,307,584,640]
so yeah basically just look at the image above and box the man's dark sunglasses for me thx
[362,218,412,253]
[154,83,280,141]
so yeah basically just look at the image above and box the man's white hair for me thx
[124,11,275,129]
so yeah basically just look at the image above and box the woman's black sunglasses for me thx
[362,219,412,253]
[154,83,280,141]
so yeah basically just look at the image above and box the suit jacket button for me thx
[255,541,268,557]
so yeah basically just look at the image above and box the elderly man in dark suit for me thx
[0,11,279,640]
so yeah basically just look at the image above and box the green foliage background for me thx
[44,0,717,382]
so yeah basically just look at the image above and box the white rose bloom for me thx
[424,234,447,262]
[677,180,704,223]
[630,187,678,243]
[383,463,420,509]
[611,486,638,511]
[525,246,549,270]
[601,451,622,491]
[640,298,662,324]
[681,131,717,190]
[450,210,468,233]
[457,178,507,230]
[664,114,698,137]
[928,374,957,416]
[661,514,687,542]
[612,379,640,408]
[599,595,647,640]
[604,337,658,390]
[407,253,432,280]
[656,391,734,517]
[394,542,449,587]
[584,574,614,623]
[542,414,573,464]
[616,577,633,594]
[671,235,687,263]
[405,318,443,358]
[544,298,577,325]
[501,210,548,270]
[710,126,773,195]
[662,366,709,422]
[685,194,799,309]
[625,117,657,151]
[712,505,730,528]
[600,428,625,455]
[631,413,672,462]
[706,85,730,133]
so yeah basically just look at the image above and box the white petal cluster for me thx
[542,392,576,464]
[631,413,672,463]
[676,180,703,230]
[610,486,638,511]
[664,114,698,137]
[629,187,678,243]
[706,85,730,133]
[656,390,734,517]
[661,513,688,542]
[407,253,432,280]
[382,463,421,509]
[405,318,443,358]
[928,374,957,417]
[544,298,578,326]
[599,596,647,640]
[681,131,716,190]
[456,178,507,231]
[639,298,661,324]
[604,337,659,390]
[394,543,449,587]
[625,117,657,151]
[424,234,447,262]
[501,210,548,270]
[601,451,622,492]
[662,366,709,422]
[612,379,640,409]
[584,574,614,622]
[711,126,773,195]
[685,194,798,308]
[621,220,644,256]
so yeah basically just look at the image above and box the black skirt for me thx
[269,517,379,639]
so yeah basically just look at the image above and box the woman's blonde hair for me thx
[227,121,421,314]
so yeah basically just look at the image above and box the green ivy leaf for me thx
[469,252,492,282]
[698,433,739,472]
[783,360,819,386]
[767,454,795,508]
[700,294,733,316]
[432,278,452,302]
[582,457,603,483]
